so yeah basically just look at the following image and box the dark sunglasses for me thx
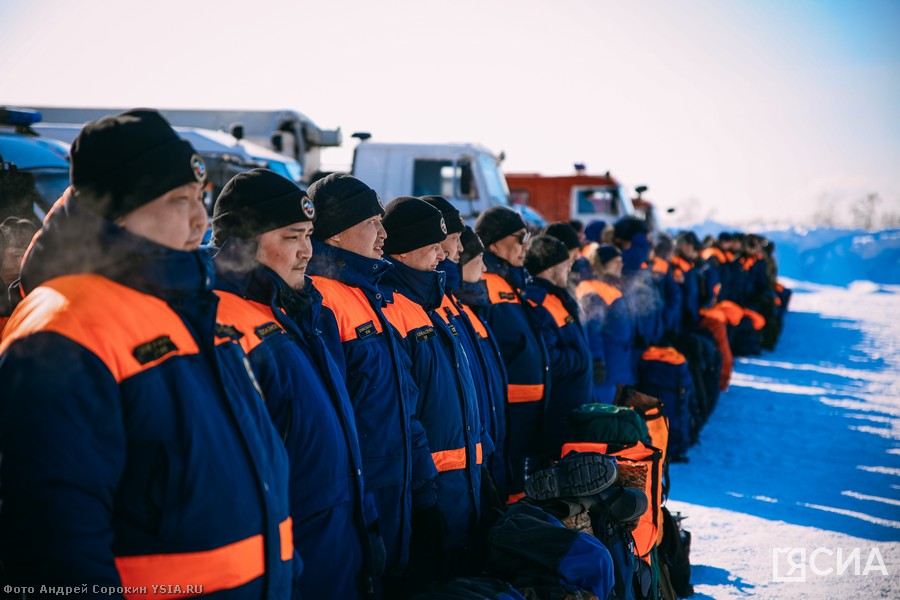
[512,231,531,245]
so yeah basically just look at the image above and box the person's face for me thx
[678,242,698,261]
[461,253,486,283]
[604,256,624,278]
[115,182,207,251]
[256,221,314,290]
[543,260,572,288]
[489,229,529,267]
[392,242,444,272]
[2,246,26,285]
[326,215,386,260]
[440,232,463,263]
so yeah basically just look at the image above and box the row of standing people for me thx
[0,108,789,599]
[0,109,580,599]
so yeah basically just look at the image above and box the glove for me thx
[410,503,448,555]
[592,359,607,384]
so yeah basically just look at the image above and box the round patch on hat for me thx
[302,196,316,219]
[191,154,206,182]
[440,217,447,234]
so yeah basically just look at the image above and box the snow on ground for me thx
[665,278,900,599]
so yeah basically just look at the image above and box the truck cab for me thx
[352,141,545,227]
[506,170,636,226]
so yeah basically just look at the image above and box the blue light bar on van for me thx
[0,107,43,126]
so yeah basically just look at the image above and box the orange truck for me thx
[505,167,639,226]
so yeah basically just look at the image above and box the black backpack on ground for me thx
[657,506,693,598]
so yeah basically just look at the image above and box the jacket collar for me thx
[455,278,490,307]
[21,191,213,301]
[483,250,529,292]
[382,259,446,312]
[307,239,393,298]
[532,276,581,322]
[438,257,461,292]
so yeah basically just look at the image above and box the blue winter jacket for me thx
[452,270,512,501]
[381,260,485,548]
[637,347,696,460]
[651,256,683,338]
[576,276,637,404]
[621,236,664,352]
[0,196,297,596]
[308,240,438,576]
[475,251,550,498]
[526,278,593,458]
[213,239,378,599]
[671,254,701,330]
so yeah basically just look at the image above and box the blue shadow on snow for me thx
[670,310,900,542]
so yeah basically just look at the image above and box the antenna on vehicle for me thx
[351,132,372,142]
[574,163,586,175]
[229,123,244,140]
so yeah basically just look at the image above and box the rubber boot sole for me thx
[525,452,618,501]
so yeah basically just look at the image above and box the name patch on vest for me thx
[356,321,377,340]
[498,291,516,300]
[133,336,179,365]
[447,322,459,336]
[254,322,281,340]
[565,315,575,325]
[215,324,244,341]
[414,327,436,343]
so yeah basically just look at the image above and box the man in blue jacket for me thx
[210,169,382,599]
[306,174,441,595]
[0,110,296,595]
[380,196,487,586]
[474,206,550,502]
[453,226,512,501]
[576,244,637,404]
[524,235,593,458]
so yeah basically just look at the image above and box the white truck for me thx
[351,140,546,227]
[25,107,341,185]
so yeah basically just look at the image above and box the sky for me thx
[2,0,899,226]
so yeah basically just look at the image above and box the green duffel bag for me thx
[566,403,650,446]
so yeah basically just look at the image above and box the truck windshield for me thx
[478,153,509,206]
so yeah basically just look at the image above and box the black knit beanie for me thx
[676,230,702,251]
[211,169,314,246]
[542,222,580,251]
[595,244,622,265]
[307,173,384,241]
[70,109,205,220]
[612,216,649,243]
[382,196,447,255]
[474,206,526,247]
[525,235,570,275]
[421,195,465,234]
[459,226,484,266]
